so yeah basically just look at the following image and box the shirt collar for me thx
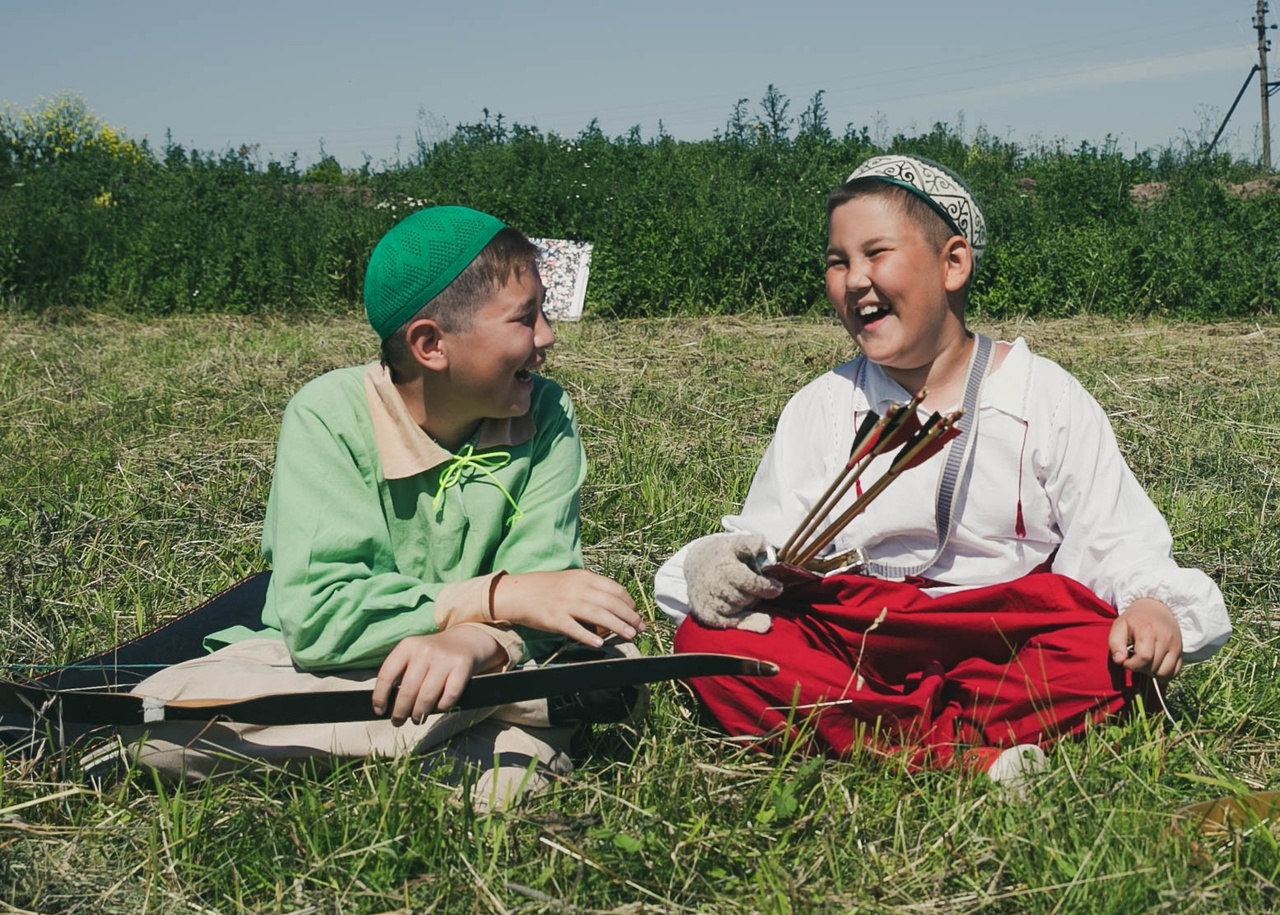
[986,337,1033,421]
[363,363,536,480]
[860,359,912,413]
[859,336,1033,421]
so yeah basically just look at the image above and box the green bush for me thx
[1,90,1275,319]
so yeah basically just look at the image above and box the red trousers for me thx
[673,571,1144,769]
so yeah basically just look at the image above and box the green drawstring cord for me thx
[431,443,524,524]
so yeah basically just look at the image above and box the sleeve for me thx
[491,384,586,574]
[654,377,840,623]
[262,392,452,671]
[1039,371,1231,661]
[491,383,587,659]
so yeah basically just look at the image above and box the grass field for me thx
[1,312,1278,913]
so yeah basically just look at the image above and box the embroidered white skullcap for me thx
[844,154,987,265]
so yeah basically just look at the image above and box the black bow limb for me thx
[1,653,777,728]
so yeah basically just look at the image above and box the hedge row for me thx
[2,99,1276,319]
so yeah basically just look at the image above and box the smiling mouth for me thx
[856,303,891,325]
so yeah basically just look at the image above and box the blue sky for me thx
[1,0,1266,169]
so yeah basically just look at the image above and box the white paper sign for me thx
[531,238,593,321]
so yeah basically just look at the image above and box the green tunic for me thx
[207,365,584,671]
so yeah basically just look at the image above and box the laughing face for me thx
[439,264,554,426]
[824,193,972,391]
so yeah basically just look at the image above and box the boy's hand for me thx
[684,533,782,633]
[491,569,644,649]
[373,626,507,725]
[1109,598,1183,679]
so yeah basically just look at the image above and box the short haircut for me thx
[825,180,958,254]
[380,227,540,376]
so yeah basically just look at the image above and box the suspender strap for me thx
[862,333,993,580]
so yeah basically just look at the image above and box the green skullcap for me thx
[363,206,506,339]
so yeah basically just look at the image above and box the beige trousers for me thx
[112,639,576,813]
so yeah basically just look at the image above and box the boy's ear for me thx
[403,317,449,370]
[941,236,973,292]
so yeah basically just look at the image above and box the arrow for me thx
[779,392,925,565]
[778,409,882,563]
[790,410,963,569]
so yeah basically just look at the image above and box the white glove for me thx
[684,533,782,633]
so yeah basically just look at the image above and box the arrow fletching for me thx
[889,411,963,473]
[846,409,883,466]
[876,399,925,454]
[848,390,925,465]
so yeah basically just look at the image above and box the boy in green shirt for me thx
[124,206,644,810]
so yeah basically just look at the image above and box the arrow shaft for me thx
[780,410,882,561]
[791,469,897,568]
[790,412,960,569]
[780,396,926,565]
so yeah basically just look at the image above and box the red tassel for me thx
[1015,420,1029,538]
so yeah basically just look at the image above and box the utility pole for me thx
[1208,6,1280,160]
[1258,0,1276,169]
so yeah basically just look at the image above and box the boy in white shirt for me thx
[655,155,1231,782]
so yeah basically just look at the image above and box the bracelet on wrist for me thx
[487,570,509,622]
